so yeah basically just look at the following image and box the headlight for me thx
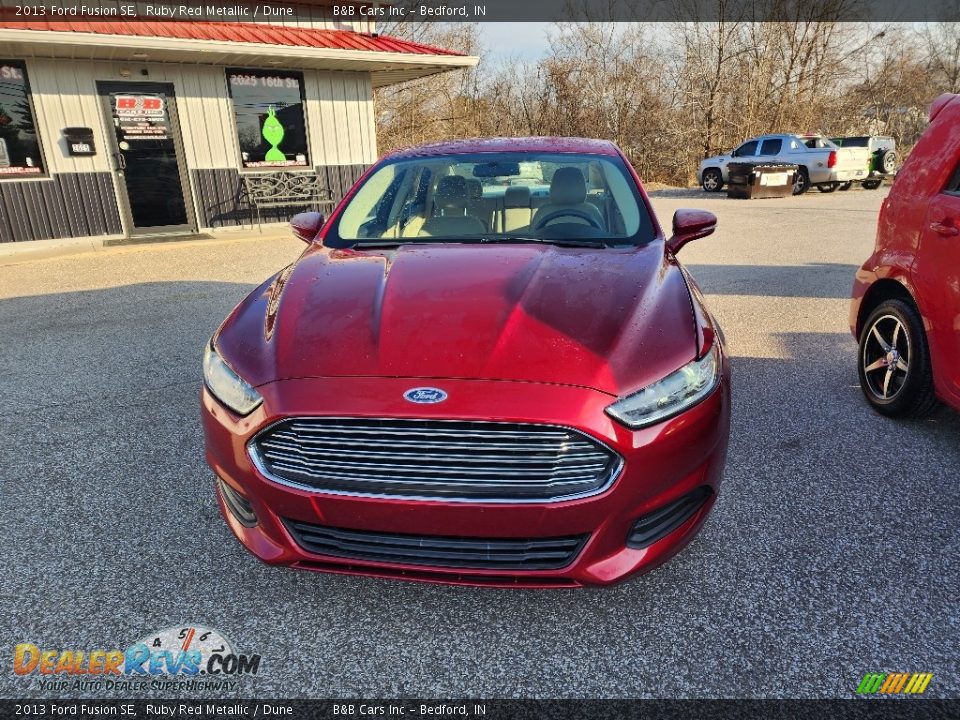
[203,342,263,416]
[605,344,721,429]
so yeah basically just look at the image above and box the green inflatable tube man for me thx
[262,106,286,163]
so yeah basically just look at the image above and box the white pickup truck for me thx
[698,133,871,195]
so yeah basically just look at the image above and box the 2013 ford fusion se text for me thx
[201,137,731,587]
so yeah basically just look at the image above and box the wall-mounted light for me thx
[119,68,132,78]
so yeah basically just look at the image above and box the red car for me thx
[851,94,960,417]
[202,137,730,587]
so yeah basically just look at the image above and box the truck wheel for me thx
[792,168,810,195]
[878,149,897,174]
[862,179,883,190]
[701,168,723,192]
[858,299,939,418]
[838,182,853,191]
[817,182,840,193]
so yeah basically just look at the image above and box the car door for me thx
[755,137,783,164]
[916,159,960,404]
[731,139,759,161]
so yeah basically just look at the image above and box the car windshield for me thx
[330,152,655,247]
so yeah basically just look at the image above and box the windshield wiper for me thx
[352,240,409,249]
[479,236,607,248]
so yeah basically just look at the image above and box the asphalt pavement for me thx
[1,186,957,699]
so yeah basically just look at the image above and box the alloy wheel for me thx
[702,171,720,191]
[793,171,808,194]
[861,314,911,400]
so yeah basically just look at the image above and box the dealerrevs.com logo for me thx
[856,672,933,695]
[13,626,262,692]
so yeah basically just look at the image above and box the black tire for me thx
[701,168,723,192]
[877,149,897,174]
[862,178,883,190]
[792,167,810,195]
[838,182,853,191]
[857,299,939,418]
[817,182,840,193]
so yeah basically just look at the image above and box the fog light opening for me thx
[627,486,712,549]
[217,477,258,528]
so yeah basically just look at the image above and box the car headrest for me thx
[435,175,469,212]
[550,167,587,205]
[504,185,531,209]
[465,178,483,201]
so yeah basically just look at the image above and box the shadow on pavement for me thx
[685,263,860,299]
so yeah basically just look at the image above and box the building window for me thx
[0,61,45,177]
[227,69,309,169]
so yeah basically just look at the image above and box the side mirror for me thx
[290,211,325,245]
[667,209,717,254]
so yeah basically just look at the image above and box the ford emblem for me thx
[404,387,448,404]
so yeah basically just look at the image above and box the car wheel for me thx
[862,178,883,190]
[838,182,853,191]
[878,149,897,174]
[817,182,840,193]
[701,168,723,192]
[857,299,939,418]
[792,167,810,195]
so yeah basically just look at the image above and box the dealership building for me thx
[0,6,475,244]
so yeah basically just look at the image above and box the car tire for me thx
[838,182,853,191]
[792,167,810,195]
[862,178,883,190]
[817,182,840,193]
[878,149,897,174]
[701,168,723,192]
[857,299,939,418]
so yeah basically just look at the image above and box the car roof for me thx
[385,137,622,159]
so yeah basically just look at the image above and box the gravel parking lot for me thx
[1,186,957,699]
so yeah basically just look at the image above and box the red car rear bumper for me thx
[202,368,730,588]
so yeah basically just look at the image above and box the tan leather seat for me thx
[419,176,486,237]
[531,167,605,229]
[503,186,532,232]
[465,178,494,230]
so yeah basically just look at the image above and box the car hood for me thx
[701,154,728,167]
[217,243,699,397]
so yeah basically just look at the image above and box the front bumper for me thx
[202,367,731,588]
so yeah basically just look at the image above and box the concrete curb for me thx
[0,227,295,265]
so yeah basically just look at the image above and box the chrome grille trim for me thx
[248,418,623,503]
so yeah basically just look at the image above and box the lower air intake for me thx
[283,519,588,571]
[627,486,712,549]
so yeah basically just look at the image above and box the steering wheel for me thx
[532,208,604,230]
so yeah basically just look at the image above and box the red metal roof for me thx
[0,19,465,57]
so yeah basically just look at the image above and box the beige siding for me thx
[304,69,378,166]
[22,58,377,174]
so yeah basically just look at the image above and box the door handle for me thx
[930,221,959,237]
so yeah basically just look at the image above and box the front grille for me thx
[250,418,621,502]
[283,519,588,570]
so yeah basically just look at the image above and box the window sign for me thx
[0,61,45,176]
[227,70,309,169]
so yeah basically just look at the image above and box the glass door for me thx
[98,82,194,235]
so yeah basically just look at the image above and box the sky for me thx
[477,22,554,61]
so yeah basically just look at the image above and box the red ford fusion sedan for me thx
[851,94,960,418]
[202,137,731,587]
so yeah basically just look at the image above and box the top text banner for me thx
[2,0,959,23]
